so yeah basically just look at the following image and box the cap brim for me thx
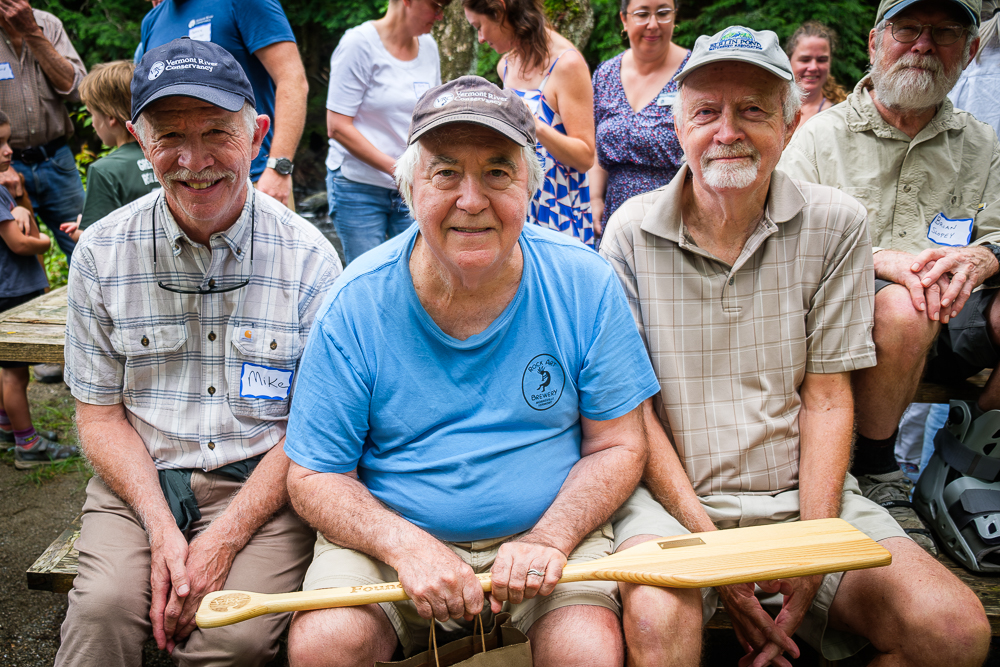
[131,83,250,122]
[409,112,533,147]
[673,54,793,84]
[883,0,979,25]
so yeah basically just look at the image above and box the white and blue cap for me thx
[131,38,256,122]
[673,26,792,84]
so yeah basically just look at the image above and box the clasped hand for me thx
[394,537,566,622]
[877,246,998,323]
[718,573,823,667]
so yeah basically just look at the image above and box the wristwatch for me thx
[266,156,294,176]
[984,243,1000,287]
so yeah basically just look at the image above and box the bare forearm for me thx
[797,373,853,521]
[76,401,175,535]
[195,442,292,553]
[528,439,645,556]
[536,122,594,173]
[288,464,440,566]
[23,31,75,92]
[327,111,396,176]
[267,74,307,161]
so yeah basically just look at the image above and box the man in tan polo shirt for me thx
[600,25,989,667]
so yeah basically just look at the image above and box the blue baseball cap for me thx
[877,0,981,26]
[131,38,256,122]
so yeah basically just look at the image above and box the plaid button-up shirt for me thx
[600,166,876,496]
[0,10,86,149]
[65,187,342,471]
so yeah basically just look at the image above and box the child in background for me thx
[0,110,80,467]
[60,61,160,242]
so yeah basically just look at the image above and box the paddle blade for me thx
[560,518,891,588]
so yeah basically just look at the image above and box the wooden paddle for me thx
[196,518,891,629]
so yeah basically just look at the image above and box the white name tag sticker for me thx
[927,212,974,247]
[656,92,676,106]
[413,81,430,98]
[0,63,14,80]
[189,22,211,41]
[240,363,293,400]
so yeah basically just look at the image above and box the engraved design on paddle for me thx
[209,592,252,612]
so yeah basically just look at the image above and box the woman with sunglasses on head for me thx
[785,21,848,130]
[589,0,689,240]
[326,0,449,265]
[463,0,597,247]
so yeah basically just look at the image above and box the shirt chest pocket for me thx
[226,329,301,419]
[118,325,188,412]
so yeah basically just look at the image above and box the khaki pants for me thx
[55,473,314,667]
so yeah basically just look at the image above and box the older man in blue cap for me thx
[602,24,991,667]
[54,38,342,667]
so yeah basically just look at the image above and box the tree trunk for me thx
[434,0,594,82]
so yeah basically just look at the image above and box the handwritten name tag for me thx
[0,63,14,81]
[927,212,974,247]
[413,81,430,98]
[240,363,293,400]
[189,22,211,42]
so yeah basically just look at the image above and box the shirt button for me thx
[208,331,216,341]
[207,386,215,395]
[728,277,734,285]
[899,231,907,237]
[951,195,958,204]
[902,184,911,193]
[207,441,215,450]
[270,339,277,350]
[208,278,216,288]
[141,335,149,346]
[236,246,242,255]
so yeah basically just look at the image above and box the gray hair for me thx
[394,139,544,216]
[132,100,259,145]
[673,78,803,131]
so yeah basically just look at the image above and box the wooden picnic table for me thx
[0,286,67,364]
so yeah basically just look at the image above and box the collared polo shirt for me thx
[0,10,86,149]
[779,76,1000,254]
[600,165,877,496]
[64,187,342,471]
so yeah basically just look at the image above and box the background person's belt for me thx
[12,136,67,164]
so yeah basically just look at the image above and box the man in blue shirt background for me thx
[283,77,660,667]
[138,0,307,208]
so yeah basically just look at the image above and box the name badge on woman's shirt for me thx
[656,92,677,106]
[414,82,430,98]
[927,212,974,247]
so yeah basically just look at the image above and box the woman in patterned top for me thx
[785,21,848,131]
[463,0,597,247]
[590,0,690,238]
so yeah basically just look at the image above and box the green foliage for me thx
[43,242,68,289]
[33,0,148,68]
[583,0,628,70]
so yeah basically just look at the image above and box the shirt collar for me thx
[155,182,254,262]
[639,163,806,243]
[847,75,966,139]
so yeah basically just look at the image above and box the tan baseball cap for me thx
[407,76,535,147]
[876,0,982,26]
[673,26,792,84]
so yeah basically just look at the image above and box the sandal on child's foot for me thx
[14,436,79,470]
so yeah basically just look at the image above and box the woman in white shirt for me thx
[326,0,447,264]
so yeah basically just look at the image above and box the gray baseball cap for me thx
[876,0,982,26]
[674,26,792,84]
[407,76,535,147]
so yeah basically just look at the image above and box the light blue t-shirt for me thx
[285,225,660,542]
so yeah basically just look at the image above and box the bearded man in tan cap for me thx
[780,0,1000,559]
[602,24,990,667]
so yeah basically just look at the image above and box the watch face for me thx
[270,157,293,175]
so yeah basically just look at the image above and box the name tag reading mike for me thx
[240,363,293,400]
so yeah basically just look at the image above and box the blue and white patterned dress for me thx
[505,50,594,248]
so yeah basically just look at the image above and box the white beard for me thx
[870,50,963,111]
[700,143,761,190]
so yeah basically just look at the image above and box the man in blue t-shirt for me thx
[138,0,306,208]
[284,77,661,666]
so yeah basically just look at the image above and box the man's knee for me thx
[288,606,396,667]
[873,285,939,353]
[528,604,623,667]
[620,584,702,659]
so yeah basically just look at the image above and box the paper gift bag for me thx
[376,612,533,667]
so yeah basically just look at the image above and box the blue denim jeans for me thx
[327,168,414,265]
[13,144,84,262]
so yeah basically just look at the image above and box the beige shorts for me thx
[611,477,907,661]
[303,524,620,657]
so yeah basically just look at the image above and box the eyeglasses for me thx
[887,20,967,46]
[626,8,675,25]
[153,194,255,294]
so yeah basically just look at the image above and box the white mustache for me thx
[887,52,945,77]
[703,142,760,162]
[163,167,237,185]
